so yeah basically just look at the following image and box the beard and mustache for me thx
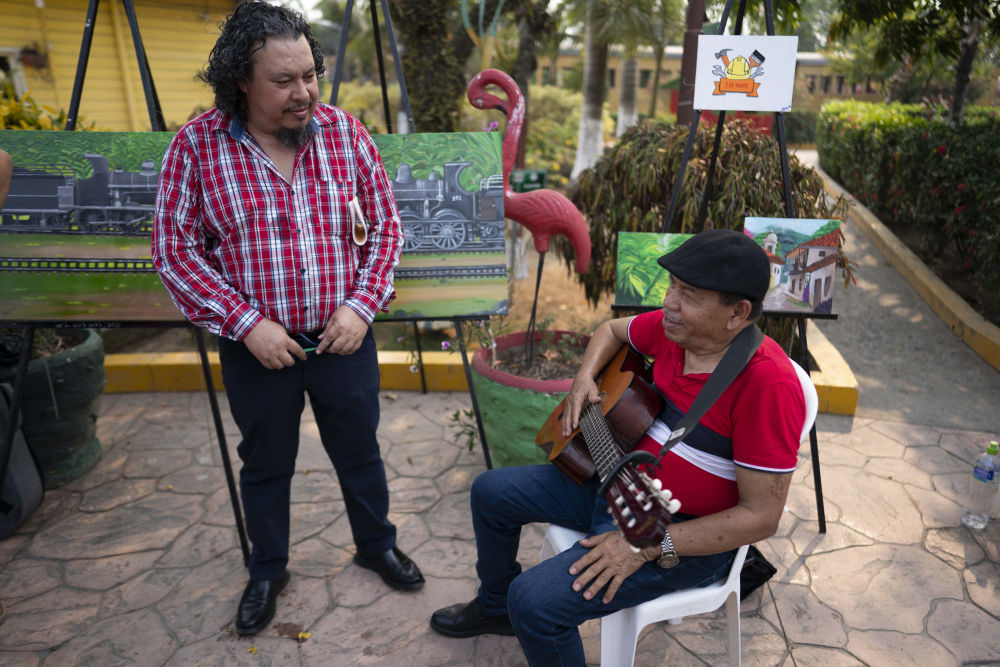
[274,123,314,150]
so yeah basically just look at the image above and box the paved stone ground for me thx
[1,157,999,665]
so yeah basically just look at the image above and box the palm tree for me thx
[636,0,684,119]
[567,0,609,180]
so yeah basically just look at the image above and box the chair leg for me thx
[600,609,640,667]
[724,590,741,667]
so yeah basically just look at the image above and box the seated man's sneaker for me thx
[430,598,515,638]
[353,546,424,591]
[235,570,289,636]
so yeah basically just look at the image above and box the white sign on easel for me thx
[693,35,799,112]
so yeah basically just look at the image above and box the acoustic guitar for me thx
[535,345,681,549]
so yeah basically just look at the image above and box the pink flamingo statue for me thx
[467,69,592,365]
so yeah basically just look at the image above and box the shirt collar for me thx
[226,114,323,142]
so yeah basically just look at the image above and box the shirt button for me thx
[301,268,307,275]
[303,306,309,312]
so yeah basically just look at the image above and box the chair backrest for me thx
[789,360,819,443]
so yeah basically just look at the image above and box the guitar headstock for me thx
[605,472,681,550]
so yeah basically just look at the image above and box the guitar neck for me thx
[577,401,626,482]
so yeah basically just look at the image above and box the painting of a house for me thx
[744,217,842,314]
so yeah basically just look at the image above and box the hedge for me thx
[817,100,1000,288]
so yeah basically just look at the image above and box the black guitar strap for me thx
[656,323,764,458]
[598,324,764,496]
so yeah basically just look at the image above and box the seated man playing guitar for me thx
[430,229,805,665]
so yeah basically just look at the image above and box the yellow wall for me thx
[0,0,236,131]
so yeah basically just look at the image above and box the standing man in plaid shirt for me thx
[152,0,422,637]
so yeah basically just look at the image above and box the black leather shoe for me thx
[430,598,515,638]
[353,546,424,591]
[235,571,289,636]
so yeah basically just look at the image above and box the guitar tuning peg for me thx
[667,498,681,514]
[606,507,613,515]
[651,478,663,491]
[629,544,641,554]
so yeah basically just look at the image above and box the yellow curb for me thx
[818,166,1000,373]
[103,344,858,416]
[103,350,469,394]
[808,321,858,416]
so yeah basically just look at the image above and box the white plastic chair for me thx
[539,360,818,667]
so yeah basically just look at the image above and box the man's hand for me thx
[560,374,602,437]
[568,531,650,604]
[317,305,369,355]
[244,318,306,369]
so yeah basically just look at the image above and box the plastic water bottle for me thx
[961,440,999,530]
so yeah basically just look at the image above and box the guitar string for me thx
[578,402,638,487]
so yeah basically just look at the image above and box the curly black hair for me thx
[199,1,326,122]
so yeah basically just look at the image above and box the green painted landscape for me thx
[0,129,507,324]
[614,232,692,307]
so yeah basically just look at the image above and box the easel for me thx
[658,0,829,532]
[0,0,251,564]
[329,2,497,468]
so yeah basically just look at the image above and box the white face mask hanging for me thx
[349,196,368,246]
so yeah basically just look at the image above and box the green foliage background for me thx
[0,130,173,178]
[373,132,502,191]
[565,118,848,307]
[615,232,690,307]
[816,100,1000,290]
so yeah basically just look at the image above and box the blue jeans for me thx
[471,464,735,666]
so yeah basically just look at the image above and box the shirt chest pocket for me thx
[314,155,357,239]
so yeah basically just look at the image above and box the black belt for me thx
[291,331,324,348]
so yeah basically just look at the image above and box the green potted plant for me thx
[0,328,105,488]
[560,117,852,350]
[435,316,587,468]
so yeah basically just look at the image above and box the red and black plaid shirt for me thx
[152,104,402,340]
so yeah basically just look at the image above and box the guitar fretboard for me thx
[578,399,626,482]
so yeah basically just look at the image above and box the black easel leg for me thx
[695,110,727,228]
[775,112,795,217]
[378,0,415,133]
[524,251,545,368]
[329,0,355,105]
[454,320,492,469]
[369,0,393,134]
[119,0,164,131]
[661,110,703,234]
[66,0,100,131]
[193,328,251,565]
[411,321,427,394]
[796,315,826,533]
[0,326,35,497]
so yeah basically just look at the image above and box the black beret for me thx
[657,229,769,302]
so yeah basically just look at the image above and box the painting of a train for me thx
[392,160,504,252]
[3,153,159,233]
[0,129,507,323]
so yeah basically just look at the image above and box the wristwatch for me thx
[657,528,680,569]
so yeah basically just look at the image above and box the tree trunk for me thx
[950,17,983,124]
[648,48,665,118]
[571,3,608,180]
[884,53,915,103]
[511,0,553,168]
[616,54,638,137]
[677,0,704,127]
[389,0,465,132]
